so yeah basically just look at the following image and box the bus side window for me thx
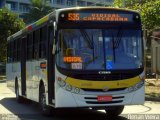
[14,39,18,62]
[7,42,11,62]
[27,33,33,60]
[39,26,47,58]
[10,41,14,62]
[12,40,16,62]
[17,38,20,61]
[33,30,40,59]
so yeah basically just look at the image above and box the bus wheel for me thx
[39,85,52,116]
[105,106,124,117]
[15,81,23,103]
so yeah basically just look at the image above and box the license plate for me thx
[98,96,112,102]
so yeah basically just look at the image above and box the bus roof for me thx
[7,7,139,42]
[7,11,56,41]
[57,6,139,13]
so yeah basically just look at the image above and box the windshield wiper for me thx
[114,27,123,48]
[80,29,93,49]
[80,29,95,61]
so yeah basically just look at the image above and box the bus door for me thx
[47,25,55,105]
[21,37,27,96]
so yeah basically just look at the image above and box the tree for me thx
[24,0,53,24]
[140,1,160,30]
[113,0,160,31]
[114,0,152,8]
[0,8,25,62]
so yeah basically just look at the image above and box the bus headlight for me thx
[57,77,82,94]
[57,78,66,87]
[74,88,80,94]
[128,87,134,92]
[134,80,144,91]
[127,80,144,92]
[66,84,72,91]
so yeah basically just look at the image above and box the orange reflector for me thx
[40,62,46,69]
[57,77,62,81]
[64,57,82,63]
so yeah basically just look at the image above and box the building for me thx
[0,0,30,18]
[0,0,114,18]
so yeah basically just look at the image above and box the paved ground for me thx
[0,82,160,120]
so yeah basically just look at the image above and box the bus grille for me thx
[86,101,123,104]
[84,96,124,104]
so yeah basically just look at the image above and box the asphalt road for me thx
[0,81,160,120]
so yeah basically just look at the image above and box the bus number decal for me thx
[68,13,80,21]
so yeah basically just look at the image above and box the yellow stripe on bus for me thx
[66,76,140,89]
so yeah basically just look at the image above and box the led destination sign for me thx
[67,13,131,22]
[63,12,134,22]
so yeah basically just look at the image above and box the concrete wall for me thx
[151,31,160,79]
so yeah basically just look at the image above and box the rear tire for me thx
[39,85,52,116]
[105,106,124,117]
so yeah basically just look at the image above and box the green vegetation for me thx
[0,8,25,62]
[24,0,53,24]
[114,0,160,31]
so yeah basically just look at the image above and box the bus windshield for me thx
[57,29,143,70]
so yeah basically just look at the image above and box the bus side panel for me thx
[6,63,15,92]
[6,62,21,95]
[31,60,48,102]
[33,59,48,102]
[26,61,34,100]
[25,60,46,102]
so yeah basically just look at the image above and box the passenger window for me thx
[33,30,40,59]
[39,26,47,58]
[27,33,33,60]
[17,39,20,61]
[7,42,11,62]
[10,41,14,62]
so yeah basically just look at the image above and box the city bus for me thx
[6,7,145,116]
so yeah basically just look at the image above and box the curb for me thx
[0,79,6,83]
[145,97,160,102]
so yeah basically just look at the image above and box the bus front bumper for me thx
[55,86,144,108]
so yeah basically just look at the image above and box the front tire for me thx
[105,106,124,117]
[39,85,52,116]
